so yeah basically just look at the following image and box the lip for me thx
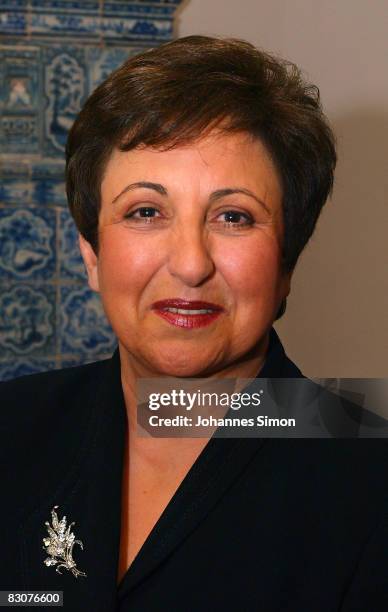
[152,299,224,311]
[151,298,224,329]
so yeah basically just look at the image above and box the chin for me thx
[149,348,219,378]
[155,360,210,378]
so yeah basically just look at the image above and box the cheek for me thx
[97,228,161,294]
[217,235,283,300]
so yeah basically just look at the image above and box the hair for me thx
[66,35,336,274]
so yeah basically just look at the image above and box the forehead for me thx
[100,130,282,203]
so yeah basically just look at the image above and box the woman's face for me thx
[80,130,291,377]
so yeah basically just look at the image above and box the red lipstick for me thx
[151,299,224,329]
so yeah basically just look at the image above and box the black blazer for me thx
[1,330,387,611]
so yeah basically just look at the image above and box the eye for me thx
[124,207,161,222]
[216,210,254,227]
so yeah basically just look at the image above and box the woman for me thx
[1,36,387,611]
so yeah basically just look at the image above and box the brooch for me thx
[42,506,87,578]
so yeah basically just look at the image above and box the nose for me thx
[166,223,215,287]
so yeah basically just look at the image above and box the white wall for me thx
[176,0,388,376]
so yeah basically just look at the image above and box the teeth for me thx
[163,308,214,315]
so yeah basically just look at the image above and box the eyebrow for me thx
[209,188,271,215]
[112,182,270,214]
[112,181,167,204]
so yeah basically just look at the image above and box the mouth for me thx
[151,299,224,329]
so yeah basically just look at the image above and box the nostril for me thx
[166,242,215,287]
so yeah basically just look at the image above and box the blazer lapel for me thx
[118,436,265,596]
[118,328,297,597]
[18,350,127,612]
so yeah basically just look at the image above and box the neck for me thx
[119,333,270,447]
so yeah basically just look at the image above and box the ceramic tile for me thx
[0,9,27,35]
[1,55,40,111]
[59,209,87,281]
[41,45,87,157]
[30,12,100,38]
[1,116,40,154]
[0,179,34,205]
[87,46,138,89]
[0,45,41,153]
[0,0,28,8]
[103,2,175,18]
[30,0,99,13]
[59,285,116,357]
[101,17,173,41]
[32,179,67,206]
[0,357,57,382]
[0,207,56,281]
[61,353,112,369]
[0,161,31,204]
[0,283,56,358]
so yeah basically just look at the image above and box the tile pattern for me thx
[0,0,179,41]
[59,285,117,357]
[0,358,57,381]
[0,208,56,281]
[0,0,182,380]
[0,283,56,358]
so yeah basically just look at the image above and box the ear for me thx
[274,271,293,321]
[79,234,100,292]
[280,270,292,300]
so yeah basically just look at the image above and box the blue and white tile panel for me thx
[0,0,178,42]
[0,44,141,158]
[0,205,117,376]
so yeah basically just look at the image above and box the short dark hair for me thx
[66,35,336,272]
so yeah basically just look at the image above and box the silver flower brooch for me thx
[43,506,87,578]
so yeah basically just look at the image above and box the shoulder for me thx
[0,358,112,455]
[257,437,388,533]
[0,357,117,512]
[0,357,108,391]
